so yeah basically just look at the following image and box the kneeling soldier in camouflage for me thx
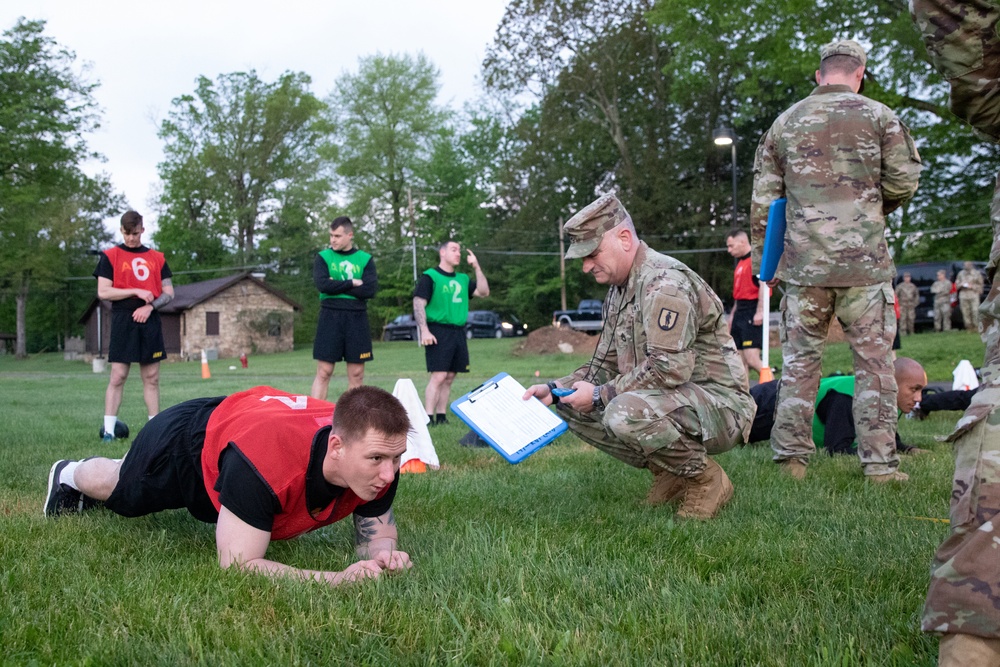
[524,194,756,519]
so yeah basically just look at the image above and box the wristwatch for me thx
[592,385,604,410]
[546,381,561,405]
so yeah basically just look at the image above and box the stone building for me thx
[80,272,301,361]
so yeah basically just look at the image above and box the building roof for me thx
[79,272,301,323]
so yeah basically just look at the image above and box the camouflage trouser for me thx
[900,305,917,336]
[912,0,1000,641]
[935,300,953,331]
[921,385,1000,639]
[559,386,749,478]
[961,293,982,330]
[923,184,1000,639]
[771,283,899,475]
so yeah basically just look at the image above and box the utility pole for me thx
[408,187,417,283]
[558,218,567,311]
[407,187,447,283]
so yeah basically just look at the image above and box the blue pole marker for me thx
[759,198,787,282]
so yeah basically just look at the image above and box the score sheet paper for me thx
[459,375,564,456]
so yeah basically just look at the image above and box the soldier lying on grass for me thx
[45,385,412,586]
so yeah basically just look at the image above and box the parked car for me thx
[895,261,990,330]
[465,310,528,339]
[466,310,506,339]
[498,312,530,337]
[382,314,418,341]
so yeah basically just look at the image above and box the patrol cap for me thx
[820,39,867,69]
[563,193,632,259]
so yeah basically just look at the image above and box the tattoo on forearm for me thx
[413,299,428,330]
[353,510,394,546]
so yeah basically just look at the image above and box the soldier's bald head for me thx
[894,357,926,385]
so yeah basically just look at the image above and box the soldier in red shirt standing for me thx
[725,230,765,378]
[92,211,174,441]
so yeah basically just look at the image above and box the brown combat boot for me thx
[868,470,909,483]
[676,459,733,520]
[779,459,807,480]
[939,633,1000,667]
[646,468,687,506]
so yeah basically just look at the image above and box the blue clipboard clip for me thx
[468,381,499,403]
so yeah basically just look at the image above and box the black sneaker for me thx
[98,420,130,441]
[43,460,97,517]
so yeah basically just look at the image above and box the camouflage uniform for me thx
[931,277,954,331]
[558,230,754,479]
[895,280,920,335]
[912,0,1000,641]
[750,40,922,475]
[957,266,985,330]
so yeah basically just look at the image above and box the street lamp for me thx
[713,126,738,225]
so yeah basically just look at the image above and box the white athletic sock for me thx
[103,415,117,434]
[60,461,81,490]
[148,415,154,421]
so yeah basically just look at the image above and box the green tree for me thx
[328,53,451,252]
[0,18,120,357]
[646,0,992,262]
[155,70,334,275]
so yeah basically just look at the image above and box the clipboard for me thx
[759,198,787,282]
[450,372,568,464]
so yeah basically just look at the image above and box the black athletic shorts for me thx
[105,396,225,523]
[424,322,469,373]
[108,309,166,364]
[730,300,762,350]
[312,308,373,364]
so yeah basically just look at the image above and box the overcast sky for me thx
[1,0,510,236]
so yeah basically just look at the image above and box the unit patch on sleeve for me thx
[658,308,679,331]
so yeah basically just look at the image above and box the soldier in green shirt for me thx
[311,217,377,400]
[413,241,489,425]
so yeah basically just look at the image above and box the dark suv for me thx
[895,261,990,330]
[465,311,529,339]
[381,314,419,341]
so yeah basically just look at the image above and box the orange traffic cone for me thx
[759,366,774,383]
[201,349,211,379]
[400,459,426,474]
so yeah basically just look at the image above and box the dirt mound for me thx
[515,326,599,356]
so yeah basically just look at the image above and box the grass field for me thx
[0,330,986,665]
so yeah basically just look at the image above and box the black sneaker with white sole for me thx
[43,460,99,517]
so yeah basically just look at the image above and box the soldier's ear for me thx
[616,226,634,252]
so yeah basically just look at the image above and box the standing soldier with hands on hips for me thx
[94,210,174,442]
[895,272,919,336]
[311,217,377,400]
[956,261,985,331]
[413,241,489,426]
[931,269,953,332]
